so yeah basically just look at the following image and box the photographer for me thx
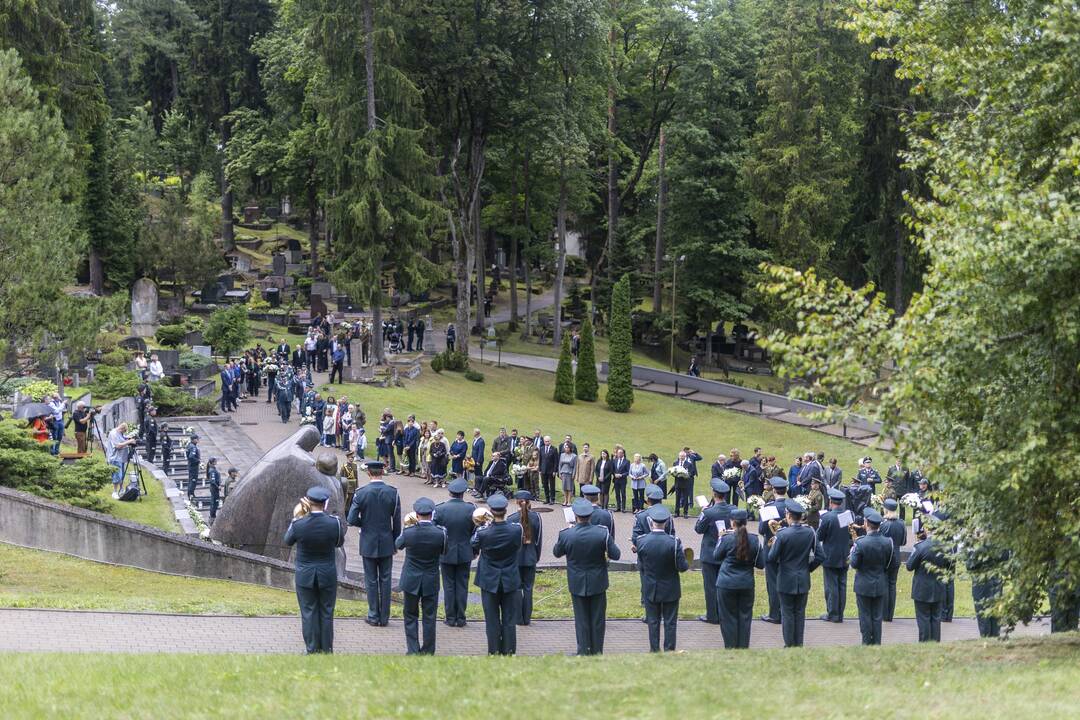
[67,402,96,454]
[105,422,137,498]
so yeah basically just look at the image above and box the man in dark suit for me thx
[401,416,420,475]
[581,484,614,535]
[758,477,789,624]
[346,461,401,626]
[850,509,894,645]
[816,488,852,622]
[796,451,822,496]
[219,363,234,413]
[767,499,823,647]
[694,478,733,624]
[671,449,699,518]
[636,505,689,651]
[469,429,485,487]
[553,499,621,655]
[471,493,523,654]
[537,435,559,505]
[433,479,475,627]
[283,486,346,654]
[291,344,305,371]
[822,458,843,490]
[395,497,447,654]
[879,498,907,621]
[907,517,952,642]
[507,490,543,625]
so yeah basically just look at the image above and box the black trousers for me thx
[330,362,343,384]
[481,589,520,655]
[700,562,721,623]
[856,593,884,645]
[440,562,470,626]
[779,592,808,647]
[674,482,691,516]
[764,562,781,622]
[613,479,626,511]
[914,599,942,641]
[972,578,1003,638]
[405,445,418,473]
[884,563,900,621]
[942,579,955,621]
[518,565,537,625]
[296,575,337,654]
[362,555,393,625]
[644,599,679,652]
[822,566,848,621]
[570,593,607,655]
[144,439,156,463]
[403,591,438,654]
[541,473,556,503]
[717,587,754,649]
[631,487,645,512]
[161,453,171,474]
[186,464,199,499]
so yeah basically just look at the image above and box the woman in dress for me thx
[449,430,468,479]
[558,442,578,506]
[429,428,450,487]
[418,427,433,485]
[629,453,649,513]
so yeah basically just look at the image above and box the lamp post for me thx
[666,254,685,372]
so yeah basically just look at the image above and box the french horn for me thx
[403,511,419,528]
[472,507,494,528]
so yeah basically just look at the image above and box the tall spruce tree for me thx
[575,316,599,401]
[605,274,634,412]
[553,331,575,404]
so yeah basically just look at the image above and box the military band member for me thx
[636,505,689,652]
[347,460,401,627]
[395,497,447,655]
[471,493,523,655]
[206,457,221,522]
[767,499,823,647]
[581,484,614,535]
[159,423,173,474]
[433,479,476,627]
[759,476,790,624]
[142,407,158,463]
[507,490,543,626]
[283,486,346,654]
[714,508,765,649]
[816,488,852,622]
[553,498,621,655]
[907,515,952,642]
[185,434,201,501]
[850,509,894,645]
[879,499,907,621]
[966,541,1007,638]
[694,478,733,624]
[631,484,673,616]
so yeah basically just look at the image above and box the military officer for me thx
[767,499,823,647]
[433,479,476,627]
[507,490,543,625]
[142,407,158,463]
[879,498,907,621]
[758,476,790,624]
[850,509,894,645]
[906,515,953,642]
[631,484,673,617]
[346,460,402,627]
[636,505,689,652]
[339,452,359,508]
[395,497,447,655]
[553,498,621,655]
[714,508,765,649]
[966,539,1008,638]
[816,488,852,622]
[206,457,222,522]
[694,478,734,624]
[185,434,201,501]
[471,493,523,655]
[581,484,615,535]
[159,423,173,474]
[283,486,346,654]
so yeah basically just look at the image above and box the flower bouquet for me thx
[510,463,527,478]
[667,466,690,482]
[900,492,922,509]
[794,494,812,510]
[746,495,766,514]
[722,467,741,481]
[300,412,316,426]
[870,494,885,512]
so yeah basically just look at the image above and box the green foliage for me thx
[90,366,142,398]
[463,369,484,383]
[553,331,575,404]
[203,305,251,358]
[91,366,212,415]
[154,325,187,347]
[606,275,634,412]
[432,351,469,373]
[137,176,225,297]
[181,316,204,332]
[574,316,598,402]
[17,381,59,402]
[0,420,111,512]
[177,351,212,370]
[99,349,131,368]
[430,354,444,373]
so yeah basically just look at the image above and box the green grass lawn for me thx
[2,636,1078,719]
[0,543,970,621]
[93,471,179,533]
[316,363,882,499]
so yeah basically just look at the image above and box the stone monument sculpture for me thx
[130,278,159,338]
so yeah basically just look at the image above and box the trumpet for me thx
[472,507,494,528]
[293,497,311,520]
[403,511,419,528]
[684,546,695,565]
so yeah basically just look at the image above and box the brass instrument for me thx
[849,523,860,542]
[403,511,419,528]
[684,546,695,565]
[292,497,311,520]
[767,519,781,547]
[472,507,494,528]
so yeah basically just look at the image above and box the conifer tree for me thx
[553,330,576,405]
[605,274,634,412]
[574,316,598,401]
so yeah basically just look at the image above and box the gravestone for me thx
[271,253,286,277]
[423,316,436,355]
[217,274,235,292]
[263,287,281,308]
[130,278,159,338]
[311,281,334,299]
[243,206,261,223]
[309,294,328,319]
[285,238,302,252]
[155,349,180,370]
[223,289,251,303]
[281,196,292,216]
[119,336,148,353]
[192,345,212,358]
[200,282,222,304]
[264,206,280,220]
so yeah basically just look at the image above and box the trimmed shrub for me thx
[433,350,469,372]
[575,316,599,401]
[464,369,485,382]
[553,331,575,405]
[178,351,212,370]
[17,380,58,401]
[0,419,112,512]
[606,274,634,412]
[100,348,130,367]
[155,324,186,347]
[430,354,445,373]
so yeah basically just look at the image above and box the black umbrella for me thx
[13,402,55,420]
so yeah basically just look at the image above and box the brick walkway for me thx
[0,608,1048,655]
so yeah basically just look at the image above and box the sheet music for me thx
[715,519,728,534]
[696,495,708,508]
[921,500,935,514]
[837,510,854,528]
[563,507,575,525]
[760,505,780,522]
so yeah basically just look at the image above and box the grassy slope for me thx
[1,637,1078,719]
[92,470,179,533]
[0,543,973,620]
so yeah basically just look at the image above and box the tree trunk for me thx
[522,151,533,341]
[474,196,485,334]
[553,156,568,348]
[307,165,319,278]
[606,24,618,283]
[372,259,385,365]
[363,0,383,364]
[88,247,104,296]
[508,163,520,330]
[220,117,235,252]
[450,204,471,355]
[652,125,667,314]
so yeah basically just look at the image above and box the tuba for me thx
[472,507,494,528]
[403,511,419,528]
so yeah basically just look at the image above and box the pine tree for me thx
[605,274,634,412]
[575,316,598,401]
[553,330,575,405]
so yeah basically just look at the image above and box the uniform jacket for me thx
[471,521,523,592]
[816,509,852,569]
[850,532,894,597]
[907,538,952,603]
[284,512,346,588]
[713,532,766,590]
[507,510,543,567]
[395,521,447,596]
[636,531,688,603]
[767,524,823,594]
[552,523,621,596]
[630,506,674,549]
[433,497,477,565]
[589,506,615,536]
[758,499,789,559]
[347,481,402,558]
[695,502,734,562]
[879,518,907,568]
[186,443,200,468]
